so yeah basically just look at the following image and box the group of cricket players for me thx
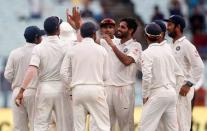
[4,6,204,131]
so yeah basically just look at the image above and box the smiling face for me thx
[100,24,115,39]
[116,21,130,39]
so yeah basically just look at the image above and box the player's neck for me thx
[173,33,183,43]
[121,36,131,44]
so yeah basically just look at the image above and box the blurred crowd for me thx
[0,0,207,108]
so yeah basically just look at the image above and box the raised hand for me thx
[66,7,82,30]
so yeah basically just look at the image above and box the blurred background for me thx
[0,0,207,131]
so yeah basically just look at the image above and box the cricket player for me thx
[15,16,73,131]
[60,22,110,131]
[89,18,120,131]
[4,26,45,131]
[164,15,205,131]
[139,23,184,131]
[153,20,184,131]
[102,17,142,131]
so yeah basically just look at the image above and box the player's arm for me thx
[4,52,15,83]
[179,43,204,96]
[184,43,204,84]
[15,47,40,106]
[66,6,83,42]
[103,34,136,66]
[173,57,185,92]
[141,52,153,104]
[60,52,72,87]
[66,7,82,30]
[15,65,38,106]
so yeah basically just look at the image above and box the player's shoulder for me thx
[129,39,142,49]
[181,37,197,50]
[142,43,157,56]
[10,44,26,56]
[143,46,152,54]
[94,42,107,50]
[92,43,107,55]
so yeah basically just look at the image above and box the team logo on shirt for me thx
[123,48,128,53]
[176,46,180,51]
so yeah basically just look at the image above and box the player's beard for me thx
[168,27,176,38]
[168,31,176,38]
[116,30,128,39]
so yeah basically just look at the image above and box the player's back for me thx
[32,36,66,82]
[143,42,178,89]
[69,38,108,87]
[5,43,37,89]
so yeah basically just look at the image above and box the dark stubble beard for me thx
[168,26,177,38]
[168,31,176,38]
[116,31,128,39]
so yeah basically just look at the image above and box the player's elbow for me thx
[122,57,135,66]
[122,59,133,66]
[4,72,12,83]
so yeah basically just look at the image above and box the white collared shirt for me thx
[171,36,204,84]
[60,38,109,87]
[30,36,68,82]
[101,38,142,86]
[4,43,38,89]
[142,42,184,98]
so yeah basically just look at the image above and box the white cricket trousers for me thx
[177,87,194,131]
[34,81,73,131]
[12,87,36,131]
[139,87,178,131]
[156,87,195,131]
[105,85,135,131]
[72,85,110,131]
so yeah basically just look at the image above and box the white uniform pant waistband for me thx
[13,87,36,97]
[149,86,176,98]
[38,81,65,93]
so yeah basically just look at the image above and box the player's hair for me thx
[81,32,94,38]
[145,34,160,42]
[175,24,184,33]
[25,36,40,43]
[120,17,138,35]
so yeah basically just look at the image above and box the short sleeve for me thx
[127,42,142,63]
[29,46,41,68]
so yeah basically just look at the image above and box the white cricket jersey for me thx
[101,38,142,86]
[160,40,172,51]
[60,38,109,87]
[141,42,184,98]
[30,36,69,82]
[171,36,204,84]
[4,43,38,89]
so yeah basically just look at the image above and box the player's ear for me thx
[128,28,134,35]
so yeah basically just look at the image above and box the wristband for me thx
[185,81,194,87]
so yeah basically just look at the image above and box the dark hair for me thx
[24,26,45,43]
[81,31,94,38]
[80,22,97,38]
[44,16,62,35]
[145,34,160,42]
[25,36,39,43]
[120,17,138,34]
[175,24,184,33]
